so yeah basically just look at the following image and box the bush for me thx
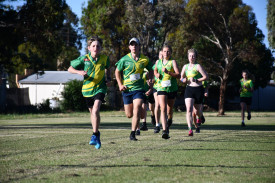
[61,80,87,111]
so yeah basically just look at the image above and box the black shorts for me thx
[157,91,177,100]
[152,88,157,94]
[184,85,204,104]
[85,93,105,108]
[147,93,155,104]
[240,97,252,105]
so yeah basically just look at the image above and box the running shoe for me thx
[201,115,205,124]
[196,119,201,125]
[167,119,173,128]
[247,113,251,120]
[136,130,140,135]
[151,116,156,126]
[188,130,193,136]
[130,132,138,141]
[140,123,148,131]
[195,127,200,133]
[154,126,160,133]
[89,135,97,145]
[89,132,101,149]
[241,122,246,127]
[95,137,101,149]
[162,130,170,139]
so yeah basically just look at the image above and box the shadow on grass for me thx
[1,123,275,131]
[57,163,271,169]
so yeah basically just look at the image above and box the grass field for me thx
[0,111,275,183]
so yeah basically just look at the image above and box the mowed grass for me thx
[0,111,275,183]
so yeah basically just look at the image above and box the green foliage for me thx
[61,80,87,112]
[0,0,82,86]
[267,0,275,49]
[81,0,129,61]
[57,46,80,71]
[181,0,274,114]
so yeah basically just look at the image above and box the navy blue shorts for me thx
[85,93,105,108]
[122,90,145,105]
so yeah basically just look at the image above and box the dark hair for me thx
[87,36,103,47]
[242,69,254,81]
[162,43,172,53]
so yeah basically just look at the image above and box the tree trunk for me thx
[218,67,229,115]
[218,79,226,115]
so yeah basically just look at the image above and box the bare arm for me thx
[180,65,187,83]
[154,60,160,78]
[169,60,180,78]
[68,66,87,76]
[115,68,127,91]
[197,64,208,82]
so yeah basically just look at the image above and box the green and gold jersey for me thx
[152,64,161,90]
[115,53,153,92]
[142,72,149,91]
[156,59,178,92]
[185,64,202,80]
[202,81,208,88]
[70,53,110,97]
[240,79,253,97]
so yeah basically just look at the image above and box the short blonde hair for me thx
[188,48,198,58]
[87,36,102,47]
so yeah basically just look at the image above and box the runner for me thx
[154,44,180,139]
[180,48,208,136]
[115,37,153,141]
[68,36,111,149]
[239,70,254,127]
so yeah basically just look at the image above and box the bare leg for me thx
[185,98,194,129]
[124,103,133,118]
[240,102,246,122]
[88,100,102,133]
[158,94,167,131]
[167,99,175,121]
[153,92,160,126]
[132,99,143,131]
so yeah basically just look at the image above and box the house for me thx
[18,71,83,106]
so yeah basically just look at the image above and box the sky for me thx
[5,0,271,56]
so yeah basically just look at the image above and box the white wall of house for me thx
[19,83,65,105]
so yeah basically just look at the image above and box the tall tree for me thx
[267,0,275,49]
[124,0,185,60]
[183,0,274,115]
[81,0,128,62]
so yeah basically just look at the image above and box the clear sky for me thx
[5,0,271,55]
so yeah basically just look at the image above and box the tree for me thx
[124,0,186,60]
[183,0,274,115]
[81,0,129,62]
[0,0,82,87]
[267,0,275,49]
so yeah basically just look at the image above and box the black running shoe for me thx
[154,126,160,133]
[195,127,200,133]
[201,115,205,124]
[151,116,156,126]
[140,123,148,131]
[130,132,138,141]
[167,119,173,128]
[241,122,246,127]
[136,130,140,135]
[162,130,170,139]
[247,113,251,120]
